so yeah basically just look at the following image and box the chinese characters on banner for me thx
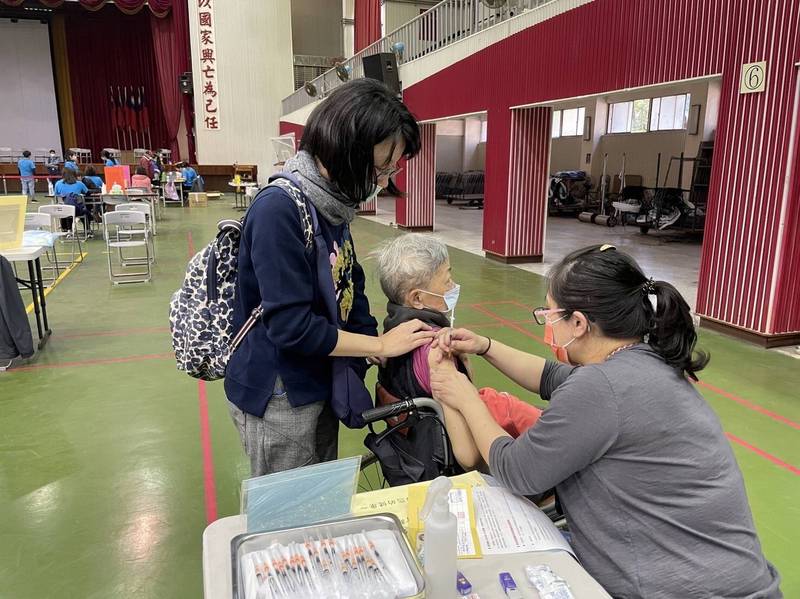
[198,0,220,130]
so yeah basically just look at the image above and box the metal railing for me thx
[282,0,553,116]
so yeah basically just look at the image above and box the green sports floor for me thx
[1,199,798,598]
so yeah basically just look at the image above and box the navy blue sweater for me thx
[224,185,378,416]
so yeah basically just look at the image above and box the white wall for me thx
[188,1,294,179]
[463,118,484,171]
[384,0,438,34]
[0,19,61,155]
[292,0,343,57]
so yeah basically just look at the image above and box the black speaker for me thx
[362,53,401,95]
[179,72,193,95]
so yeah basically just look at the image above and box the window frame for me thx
[606,93,690,134]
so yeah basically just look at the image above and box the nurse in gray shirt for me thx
[430,244,781,599]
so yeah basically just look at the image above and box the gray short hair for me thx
[374,233,450,305]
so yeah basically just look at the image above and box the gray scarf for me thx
[284,150,356,225]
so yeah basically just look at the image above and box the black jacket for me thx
[0,256,34,361]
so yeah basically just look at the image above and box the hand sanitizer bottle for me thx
[420,476,457,598]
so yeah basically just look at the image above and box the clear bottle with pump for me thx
[420,476,457,598]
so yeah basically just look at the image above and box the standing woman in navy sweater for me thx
[225,79,432,476]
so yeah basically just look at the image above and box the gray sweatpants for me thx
[228,377,339,477]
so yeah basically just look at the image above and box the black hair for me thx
[62,167,78,184]
[22,150,31,158]
[101,150,111,159]
[299,78,421,206]
[547,244,709,381]
[67,151,76,160]
[49,149,55,153]
[84,165,97,176]
[135,166,148,176]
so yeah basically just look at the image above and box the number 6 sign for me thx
[740,61,767,94]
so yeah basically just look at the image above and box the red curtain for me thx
[0,0,172,17]
[64,8,168,157]
[150,0,190,160]
[354,0,381,52]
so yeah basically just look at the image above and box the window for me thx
[480,120,488,142]
[551,110,561,138]
[607,93,690,133]
[651,94,689,130]
[551,107,585,138]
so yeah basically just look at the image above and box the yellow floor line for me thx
[24,252,87,314]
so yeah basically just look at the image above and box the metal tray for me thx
[230,513,424,599]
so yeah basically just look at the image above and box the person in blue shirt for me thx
[178,161,197,191]
[225,79,430,477]
[101,150,118,167]
[54,168,91,235]
[18,150,37,203]
[81,166,104,191]
[63,152,79,173]
[54,168,89,198]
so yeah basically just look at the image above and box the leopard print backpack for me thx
[168,176,313,380]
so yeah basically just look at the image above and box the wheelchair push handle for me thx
[361,397,444,425]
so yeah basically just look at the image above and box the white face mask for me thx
[365,184,382,203]
[420,284,461,325]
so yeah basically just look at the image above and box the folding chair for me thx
[24,212,61,282]
[103,211,152,284]
[38,204,84,263]
[115,202,156,262]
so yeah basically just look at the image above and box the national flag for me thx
[138,86,150,133]
[109,86,117,130]
[126,86,138,132]
[116,86,124,129]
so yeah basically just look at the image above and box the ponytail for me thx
[648,281,709,381]
[548,244,709,381]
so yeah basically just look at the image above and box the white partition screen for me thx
[0,19,62,155]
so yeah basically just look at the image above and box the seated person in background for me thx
[138,151,155,180]
[178,161,197,190]
[63,152,79,173]
[130,166,153,191]
[374,233,542,470]
[54,168,91,233]
[54,168,88,198]
[82,166,103,192]
[101,150,118,167]
[17,150,37,203]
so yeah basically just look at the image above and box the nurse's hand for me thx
[430,360,481,410]
[432,327,489,358]
[378,319,436,357]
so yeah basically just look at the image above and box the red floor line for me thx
[59,327,170,339]
[473,304,800,433]
[198,380,219,524]
[187,229,218,524]
[699,381,800,431]
[10,352,174,372]
[725,433,800,476]
[469,303,545,344]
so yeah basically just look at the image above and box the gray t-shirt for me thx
[489,344,781,598]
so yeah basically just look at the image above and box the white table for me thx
[228,181,258,211]
[0,245,51,349]
[203,515,610,599]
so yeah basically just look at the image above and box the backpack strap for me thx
[266,174,314,249]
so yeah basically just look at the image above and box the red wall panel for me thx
[399,123,435,229]
[354,0,381,53]
[398,0,800,335]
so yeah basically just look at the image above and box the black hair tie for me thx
[641,278,656,295]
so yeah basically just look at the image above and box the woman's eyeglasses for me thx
[375,165,403,179]
[532,307,566,326]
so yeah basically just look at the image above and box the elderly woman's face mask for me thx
[419,284,461,324]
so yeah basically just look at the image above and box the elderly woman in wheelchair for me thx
[364,233,541,485]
